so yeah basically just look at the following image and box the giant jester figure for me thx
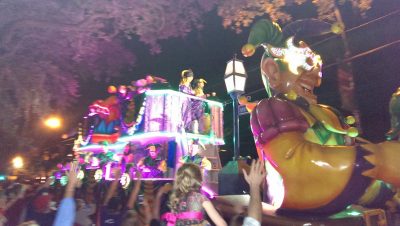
[240,19,400,215]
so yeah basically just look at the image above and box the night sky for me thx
[72,2,400,165]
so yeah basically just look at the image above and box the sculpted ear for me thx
[261,58,281,89]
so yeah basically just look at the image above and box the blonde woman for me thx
[162,163,227,226]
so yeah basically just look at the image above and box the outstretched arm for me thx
[242,159,266,224]
[202,201,227,226]
[53,162,79,226]
[103,168,121,206]
[126,171,142,210]
[153,183,172,220]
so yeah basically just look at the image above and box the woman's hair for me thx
[193,78,207,96]
[180,69,194,85]
[168,163,203,212]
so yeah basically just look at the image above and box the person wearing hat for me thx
[179,69,196,132]
[192,78,212,134]
[179,139,212,171]
[137,144,166,178]
[28,189,55,226]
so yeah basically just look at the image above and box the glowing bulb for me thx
[94,169,103,182]
[12,156,24,169]
[77,170,85,180]
[44,116,62,129]
[120,173,131,189]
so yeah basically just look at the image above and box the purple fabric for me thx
[179,85,194,95]
[179,85,195,130]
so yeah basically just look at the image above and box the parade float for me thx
[60,75,224,196]
[55,18,400,226]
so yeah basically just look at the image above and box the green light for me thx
[347,211,362,216]
[60,175,68,186]
[0,175,6,181]
[49,176,55,186]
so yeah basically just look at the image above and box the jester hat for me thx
[242,19,333,96]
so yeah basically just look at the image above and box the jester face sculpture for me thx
[242,19,400,215]
[259,38,322,105]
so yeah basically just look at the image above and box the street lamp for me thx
[219,55,248,195]
[44,116,62,129]
[12,156,24,169]
[224,54,247,160]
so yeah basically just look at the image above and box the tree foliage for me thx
[0,0,374,167]
[217,0,372,32]
[0,0,217,161]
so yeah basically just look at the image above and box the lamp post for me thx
[224,54,247,160]
[219,55,248,195]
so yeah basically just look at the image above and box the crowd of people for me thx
[0,160,266,226]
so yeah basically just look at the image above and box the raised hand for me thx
[242,159,266,188]
[64,161,80,198]
[66,161,80,188]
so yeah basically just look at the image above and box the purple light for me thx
[118,132,224,145]
[201,185,216,199]
[55,171,62,179]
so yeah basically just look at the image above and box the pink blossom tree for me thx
[0,0,217,162]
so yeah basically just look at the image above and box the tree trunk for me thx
[334,6,362,133]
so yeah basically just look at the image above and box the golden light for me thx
[44,116,62,129]
[12,156,24,169]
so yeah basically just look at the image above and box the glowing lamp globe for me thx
[44,117,62,129]
[224,55,247,94]
[12,156,24,169]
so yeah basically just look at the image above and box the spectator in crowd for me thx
[5,183,31,226]
[101,168,145,226]
[120,171,143,226]
[24,179,56,226]
[230,159,266,226]
[0,189,7,226]
[164,163,227,226]
[53,161,80,226]
[74,198,96,226]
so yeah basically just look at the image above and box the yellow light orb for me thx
[44,117,62,129]
[331,22,344,34]
[242,43,256,57]
[61,134,68,139]
[346,116,356,125]
[12,156,24,169]
[347,127,359,138]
